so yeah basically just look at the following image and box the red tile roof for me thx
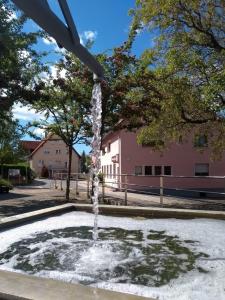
[21,140,42,151]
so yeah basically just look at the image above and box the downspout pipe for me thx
[12,0,104,79]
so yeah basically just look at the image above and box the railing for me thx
[50,173,225,209]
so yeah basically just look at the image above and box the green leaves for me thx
[125,0,225,156]
[0,0,46,110]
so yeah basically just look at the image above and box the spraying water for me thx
[90,82,102,241]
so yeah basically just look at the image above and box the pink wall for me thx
[120,131,225,189]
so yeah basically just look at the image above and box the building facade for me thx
[100,130,225,190]
[27,134,80,177]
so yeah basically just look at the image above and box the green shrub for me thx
[0,179,13,189]
[1,164,33,182]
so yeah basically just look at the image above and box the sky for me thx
[12,0,153,154]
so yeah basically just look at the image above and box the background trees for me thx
[127,0,225,156]
[0,112,25,176]
[31,57,93,199]
[0,0,45,111]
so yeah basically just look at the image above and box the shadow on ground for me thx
[15,179,49,189]
[0,199,66,217]
[0,192,31,201]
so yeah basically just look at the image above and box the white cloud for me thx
[12,103,46,121]
[42,36,66,54]
[42,36,57,45]
[83,30,98,41]
[50,65,66,79]
[33,127,45,137]
[79,35,84,46]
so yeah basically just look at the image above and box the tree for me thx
[0,111,24,176]
[127,0,225,156]
[0,0,46,111]
[31,58,93,200]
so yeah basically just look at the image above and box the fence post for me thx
[102,174,105,203]
[87,174,90,200]
[54,176,57,189]
[160,176,163,206]
[60,173,63,191]
[75,174,79,195]
[124,174,128,206]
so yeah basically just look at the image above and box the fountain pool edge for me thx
[0,203,225,232]
[0,269,151,300]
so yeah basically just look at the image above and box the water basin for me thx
[0,211,224,300]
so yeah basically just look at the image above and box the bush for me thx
[0,179,13,189]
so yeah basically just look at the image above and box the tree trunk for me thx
[66,145,73,201]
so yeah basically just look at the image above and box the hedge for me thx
[0,164,35,182]
[0,178,13,189]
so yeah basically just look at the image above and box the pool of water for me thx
[0,212,224,300]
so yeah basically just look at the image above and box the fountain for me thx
[90,81,102,241]
[0,211,224,299]
[2,2,225,300]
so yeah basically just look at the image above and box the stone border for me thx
[0,203,225,232]
[72,204,225,220]
[0,204,73,231]
[0,270,150,300]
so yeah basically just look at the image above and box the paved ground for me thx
[0,178,225,219]
[0,179,67,218]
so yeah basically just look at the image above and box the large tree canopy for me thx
[0,0,46,111]
[127,0,225,156]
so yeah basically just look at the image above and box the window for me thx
[135,166,142,175]
[38,160,44,167]
[102,148,105,156]
[56,149,61,154]
[195,164,209,176]
[65,162,68,168]
[44,149,50,154]
[155,166,162,175]
[107,143,111,153]
[145,166,152,175]
[164,166,172,175]
[194,135,208,148]
[110,165,112,178]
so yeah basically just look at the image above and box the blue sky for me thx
[13,0,153,154]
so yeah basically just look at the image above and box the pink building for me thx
[100,130,225,193]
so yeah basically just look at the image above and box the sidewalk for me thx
[1,179,225,219]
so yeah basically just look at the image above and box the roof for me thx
[21,140,42,151]
[29,133,81,158]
